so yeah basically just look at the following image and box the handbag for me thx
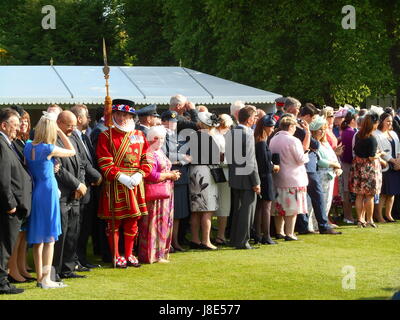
[145,181,171,201]
[209,165,227,183]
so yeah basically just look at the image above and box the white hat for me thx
[198,112,220,127]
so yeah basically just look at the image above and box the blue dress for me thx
[24,142,61,244]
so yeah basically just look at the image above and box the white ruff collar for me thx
[113,118,136,132]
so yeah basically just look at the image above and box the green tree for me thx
[0,0,126,66]
[122,0,175,66]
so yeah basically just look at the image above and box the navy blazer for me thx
[255,140,276,201]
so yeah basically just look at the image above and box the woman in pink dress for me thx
[269,115,309,241]
[138,126,181,263]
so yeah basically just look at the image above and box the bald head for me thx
[57,110,77,136]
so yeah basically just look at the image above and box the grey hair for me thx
[230,100,245,117]
[170,94,187,107]
[284,97,301,110]
[70,104,88,118]
[147,125,167,142]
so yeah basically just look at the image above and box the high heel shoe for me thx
[357,220,366,228]
[7,275,26,284]
[261,237,277,245]
[366,222,378,228]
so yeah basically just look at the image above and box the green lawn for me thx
[1,221,399,300]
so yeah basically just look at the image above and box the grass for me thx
[1,220,399,300]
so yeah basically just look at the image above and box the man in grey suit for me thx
[226,106,261,249]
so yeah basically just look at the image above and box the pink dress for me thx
[269,131,309,217]
[138,150,173,263]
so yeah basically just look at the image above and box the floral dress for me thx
[138,150,173,263]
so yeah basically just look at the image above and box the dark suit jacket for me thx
[162,131,190,185]
[255,141,276,201]
[90,121,108,152]
[0,134,32,218]
[294,126,320,173]
[393,116,400,139]
[226,125,260,190]
[55,136,84,205]
[70,131,102,204]
[12,138,26,162]
[176,109,199,133]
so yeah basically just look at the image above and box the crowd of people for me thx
[0,94,399,295]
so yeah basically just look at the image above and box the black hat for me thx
[262,113,276,127]
[112,99,136,114]
[161,110,178,122]
[10,105,25,117]
[137,104,160,117]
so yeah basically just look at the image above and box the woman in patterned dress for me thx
[349,112,385,228]
[138,126,181,263]
[188,112,221,250]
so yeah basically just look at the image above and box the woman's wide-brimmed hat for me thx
[198,111,220,127]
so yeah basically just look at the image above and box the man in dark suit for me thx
[170,94,199,133]
[0,108,32,295]
[392,108,400,138]
[225,106,261,250]
[70,105,102,270]
[135,104,160,136]
[90,108,112,262]
[390,108,400,219]
[169,95,199,245]
[53,111,88,280]
[161,110,192,251]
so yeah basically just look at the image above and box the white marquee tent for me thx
[0,66,281,107]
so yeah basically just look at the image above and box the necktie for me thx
[10,142,22,161]
[81,134,93,163]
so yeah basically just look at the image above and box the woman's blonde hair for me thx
[311,123,328,142]
[218,114,233,129]
[279,114,297,131]
[33,117,58,145]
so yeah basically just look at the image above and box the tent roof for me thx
[0,66,281,106]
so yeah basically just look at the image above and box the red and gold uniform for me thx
[96,126,153,267]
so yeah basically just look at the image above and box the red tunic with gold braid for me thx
[96,127,154,220]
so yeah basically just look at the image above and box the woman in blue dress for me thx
[24,112,76,289]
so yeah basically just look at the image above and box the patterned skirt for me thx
[272,187,308,217]
[138,194,174,264]
[189,165,218,212]
[349,156,382,195]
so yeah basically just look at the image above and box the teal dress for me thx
[24,142,61,244]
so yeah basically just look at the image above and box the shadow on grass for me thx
[357,297,390,300]
[357,288,400,300]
